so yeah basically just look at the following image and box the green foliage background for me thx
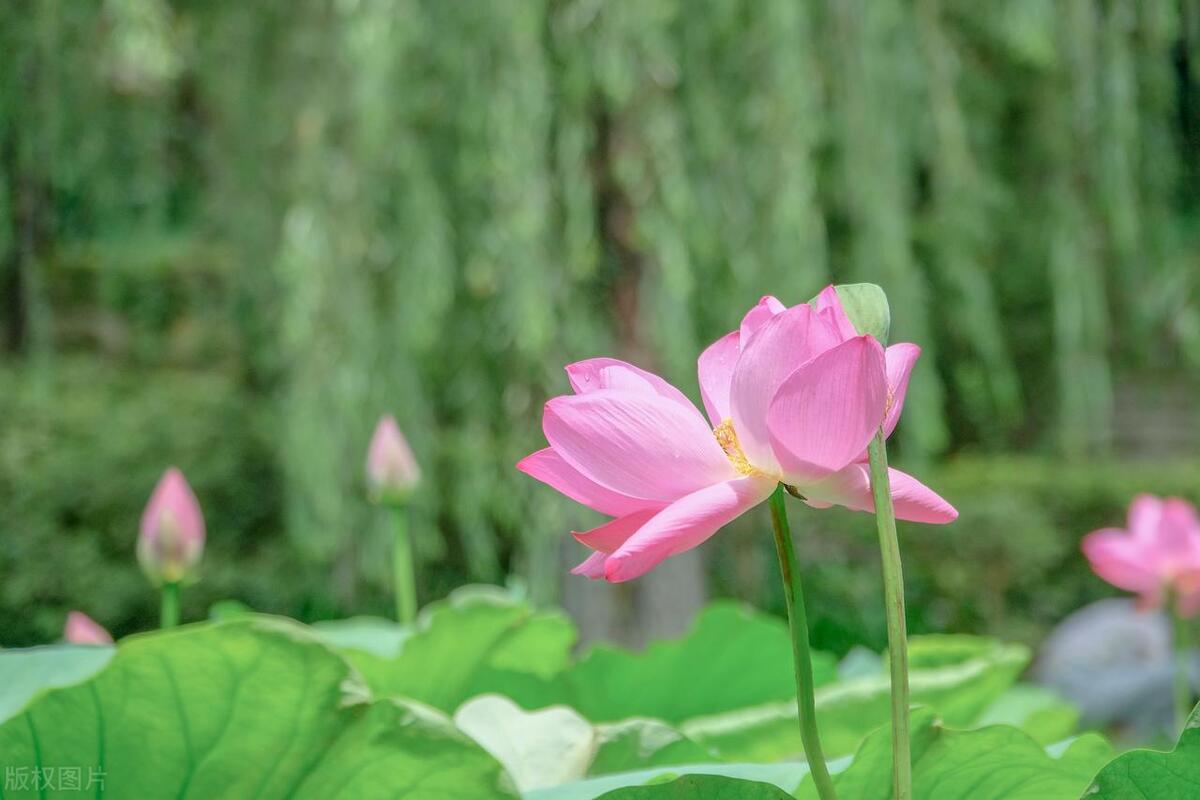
[2,0,1199,646]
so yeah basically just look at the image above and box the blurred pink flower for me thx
[519,286,956,583]
[366,415,421,503]
[138,467,205,584]
[1083,494,1200,616]
[64,611,113,645]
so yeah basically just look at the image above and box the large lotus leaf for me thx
[593,774,796,799]
[972,684,1080,745]
[311,599,837,798]
[900,635,1032,724]
[794,709,1112,799]
[0,617,517,799]
[503,601,836,724]
[1086,700,1200,797]
[0,644,114,724]
[590,719,715,777]
[527,763,820,800]
[683,635,1029,760]
[454,694,713,793]
[317,584,576,713]
[309,614,410,657]
[456,695,597,792]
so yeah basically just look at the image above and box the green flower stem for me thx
[866,432,911,800]
[390,503,417,624]
[1173,603,1193,732]
[160,581,181,629]
[768,485,837,800]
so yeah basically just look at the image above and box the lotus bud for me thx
[64,611,113,645]
[366,415,421,504]
[808,283,890,344]
[138,467,205,585]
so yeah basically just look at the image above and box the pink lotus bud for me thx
[138,467,205,584]
[64,611,113,645]
[366,415,421,504]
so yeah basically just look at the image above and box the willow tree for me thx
[2,0,1197,625]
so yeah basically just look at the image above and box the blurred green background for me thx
[2,0,1199,651]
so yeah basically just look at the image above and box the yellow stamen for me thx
[713,418,764,477]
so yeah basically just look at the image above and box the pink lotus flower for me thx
[518,286,957,582]
[1082,494,1200,616]
[138,467,205,584]
[63,611,113,645]
[367,415,421,503]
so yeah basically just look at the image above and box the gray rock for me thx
[1033,598,1195,738]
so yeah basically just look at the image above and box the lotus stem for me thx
[866,432,911,800]
[160,581,181,629]
[768,485,837,800]
[1173,603,1193,732]
[391,503,417,624]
